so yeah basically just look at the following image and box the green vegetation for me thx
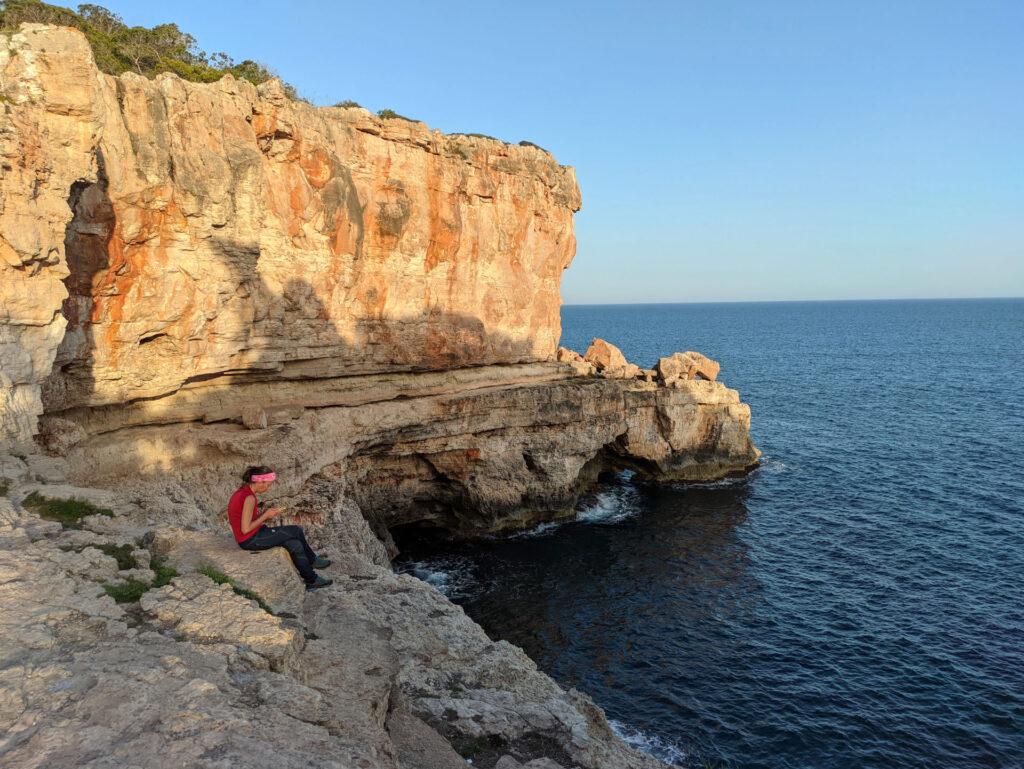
[96,542,137,570]
[103,578,148,603]
[0,1,300,98]
[377,108,417,122]
[333,99,361,108]
[22,491,113,528]
[0,480,9,496]
[518,139,548,153]
[453,132,499,141]
[450,734,503,759]
[197,564,272,613]
[150,555,178,588]
[197,564,231,585]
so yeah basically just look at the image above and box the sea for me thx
[395,298,1024,769]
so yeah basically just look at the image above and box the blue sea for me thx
[397,298,1024,769]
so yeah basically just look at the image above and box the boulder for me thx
[241,406,269,430]
[655,351,720,384]
[555,347,584,363]
[583,339,627,372]
[602,363,641,380]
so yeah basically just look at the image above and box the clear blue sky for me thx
[73,1,1022,303]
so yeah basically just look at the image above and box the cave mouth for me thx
[389,519,455,559]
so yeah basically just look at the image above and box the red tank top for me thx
[227,486,261,543]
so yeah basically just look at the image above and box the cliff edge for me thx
[0,24,760,769]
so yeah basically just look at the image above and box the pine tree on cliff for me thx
[0,0,301,99]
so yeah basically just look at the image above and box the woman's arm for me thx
[241,496,283,534]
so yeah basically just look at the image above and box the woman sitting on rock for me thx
[228,466,333,591]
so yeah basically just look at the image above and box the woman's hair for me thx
[242,465,274,483]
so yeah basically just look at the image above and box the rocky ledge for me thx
[0,465,668,769]
[0,22,761,769]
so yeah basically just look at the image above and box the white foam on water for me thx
[511,520,564,539]
[760,455,789,474]
[576,487,639,524]
[675,475,747,490]
[400,555,479,600]
[609,719,688,767]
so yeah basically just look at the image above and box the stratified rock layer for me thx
[1,24,579,447]
[0,22,762,769]
[0,25,758,536]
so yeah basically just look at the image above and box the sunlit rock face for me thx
[0,25,106,450]
[1,24,580,447]
[1,24,757,537]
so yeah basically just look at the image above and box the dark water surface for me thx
[397,299,1024,769]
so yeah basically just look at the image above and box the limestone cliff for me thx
[0,22,762,769]
[2,24,578,445]
[0,470,667,769]
[0,24,759,541]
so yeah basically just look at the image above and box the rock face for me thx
[0,24,759,539]
[0,22,763,769]
[0,25,105,452]
[1,24,579,448]
[0,478,662,769]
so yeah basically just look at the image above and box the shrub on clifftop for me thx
[0,0,301,98]
[377,108,418,122]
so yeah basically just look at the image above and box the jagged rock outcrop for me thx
[655,351,720,383]
[1,24,579,449]
[0,476,663,769]
[0,24,761,769]
[0,24,758,541]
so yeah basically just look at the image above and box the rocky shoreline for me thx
[1,24,759,768]
[0,459,671,769]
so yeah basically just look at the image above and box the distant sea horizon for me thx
[562,295,1023,307]
[401,297,1024,769]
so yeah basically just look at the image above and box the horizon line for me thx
[561,295,1024,308]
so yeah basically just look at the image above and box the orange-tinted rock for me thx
[583,339,627,372]
[655,351,721,384]
[556,346,584,363]
[0,26,581,448]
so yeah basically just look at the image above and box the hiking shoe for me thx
[305,576,333,591]
[312,556,332,569]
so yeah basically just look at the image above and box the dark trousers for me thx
[239,525,318,584]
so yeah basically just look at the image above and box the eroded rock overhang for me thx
[0,24,758,539]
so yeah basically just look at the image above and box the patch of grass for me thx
[198,564,272,613]
[103,578,148,603]
[197,564,231,585]
[22,491,113,529]
[96,543,137,570]
[377,108,417,122]
[450,734,504,759]
[333,99,361,108]
[150,555,178,588]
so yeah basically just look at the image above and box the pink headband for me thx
[251,472,276,483]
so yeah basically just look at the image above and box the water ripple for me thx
[396,299,1024,769]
